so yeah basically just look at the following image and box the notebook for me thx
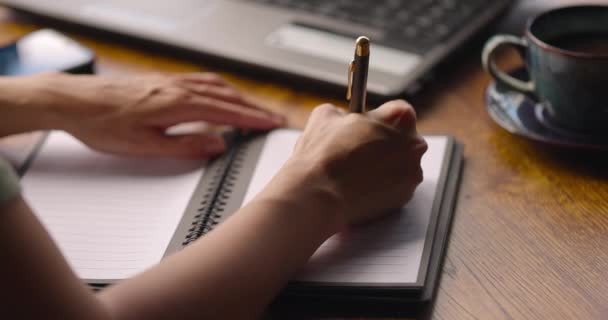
[21,129,463,302]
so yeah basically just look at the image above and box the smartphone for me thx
[0,29,95,75]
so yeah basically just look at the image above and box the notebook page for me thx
[21,131,205,280]
[242,129,448,285]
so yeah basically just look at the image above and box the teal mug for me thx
[482,5,608,134]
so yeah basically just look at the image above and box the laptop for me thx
[0,0,511,97]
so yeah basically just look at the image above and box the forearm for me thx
[0,197,110,320]
[99,162,342,319]
[1,159,338,320]
[0,74,109,137]
[0,75,61,136]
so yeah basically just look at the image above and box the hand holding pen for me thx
[346,37,414,128]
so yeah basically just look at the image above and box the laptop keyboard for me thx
[252,0,499,52]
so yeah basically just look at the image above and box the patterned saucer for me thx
[485,67,608,150]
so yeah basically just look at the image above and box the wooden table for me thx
[1,6,607,320]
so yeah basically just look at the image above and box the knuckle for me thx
[222,87,242,99]
[167,74,191,88]
[400,106,417,126]
[343,112,366,124]
[170,89,194,105]
[415,166,424,184]
[197,84,211,94]
[413,136,428,155]
[170,74,187,84]
[317,103,337,113]
[381,99,404,109]
[311,103,338,119]
[203,73,224,83]
[390,99,414,110]
[385,99,416,122]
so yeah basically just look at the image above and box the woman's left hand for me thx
[20,72,285,158]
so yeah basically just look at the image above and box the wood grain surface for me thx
[1,6,607,320]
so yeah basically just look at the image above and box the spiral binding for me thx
[181,136,251,246]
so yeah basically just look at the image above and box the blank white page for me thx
[21,131,205,281]
[242,129,449,285]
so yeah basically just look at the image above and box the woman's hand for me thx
[263,100,427,233]
[0,73,284,158]
[0,95,426,320]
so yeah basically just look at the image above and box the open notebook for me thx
[21,129,462,302]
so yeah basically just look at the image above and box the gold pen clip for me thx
[347,59,355,100]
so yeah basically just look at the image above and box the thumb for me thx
[367,100,417,134]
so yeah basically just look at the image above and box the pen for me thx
[347,36,370,113]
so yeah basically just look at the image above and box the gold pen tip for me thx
[355,36,370,56]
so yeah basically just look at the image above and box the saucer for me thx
[485,67,608,150]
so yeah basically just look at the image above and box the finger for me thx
[178,81,286,122]
[150,96,285,129]
[367,100,417,135]
[413,135,429,157]
[308,103,344,124]
[176,73,287,123]
[144,132,227,159]
[175,72,228,86]
[180,81,246,103]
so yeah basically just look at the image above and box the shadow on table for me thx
[267,297,436,320]
[525,142,608,181]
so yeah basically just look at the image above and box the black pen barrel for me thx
[349,53,369,113]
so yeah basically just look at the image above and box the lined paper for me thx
[21,131,205,280]
[242,129,448,285]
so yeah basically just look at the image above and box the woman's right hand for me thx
[265,100,428,233]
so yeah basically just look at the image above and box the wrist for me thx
[255,158,346,239]
[0,74,80,135]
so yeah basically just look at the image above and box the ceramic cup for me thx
[482,5,608,134]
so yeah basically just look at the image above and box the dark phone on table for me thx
[0,29,94,75]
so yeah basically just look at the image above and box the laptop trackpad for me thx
[266,24,421,77]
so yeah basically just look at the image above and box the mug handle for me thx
[482,35,535,94]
